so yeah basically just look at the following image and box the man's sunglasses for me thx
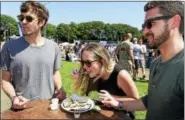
[81,60,98,67]
[17,15,35,23]
[142,15,173,29]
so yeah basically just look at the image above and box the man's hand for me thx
[54,88,66,101]
[12,96,29,110]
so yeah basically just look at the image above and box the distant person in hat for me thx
[115,33,134,75]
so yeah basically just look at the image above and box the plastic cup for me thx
[50,103,58,110]
[51,98,59,104]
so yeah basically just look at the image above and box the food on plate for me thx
[61,94,94,112]
[63,97,89,108]
[63,98,73,108]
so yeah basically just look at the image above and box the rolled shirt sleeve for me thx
[1,42,11,71]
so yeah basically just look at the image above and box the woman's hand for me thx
[70,69,80,80]
[98,90,119,108]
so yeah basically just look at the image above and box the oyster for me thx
[78,97,88,103]
[63,98,73,108]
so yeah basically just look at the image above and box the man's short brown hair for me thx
[20,1,49,27]
[121,33,132,41]
[144,1,184,35]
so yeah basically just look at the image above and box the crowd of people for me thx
[1,1,184,120]
[64,32,157,81]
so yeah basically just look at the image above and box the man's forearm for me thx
[53,71,62,90]
[113,95,137,101]
[2,71,16,99]
[2,80,16,99]
[123,99,146,111]
[131,54,134,64]
[113,95,146,111]
[129,50,134,64]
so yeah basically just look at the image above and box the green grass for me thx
[135,81,148,119]
[60,61,148,119]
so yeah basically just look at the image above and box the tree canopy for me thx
[1,14,143,42]
[0,14,18,36]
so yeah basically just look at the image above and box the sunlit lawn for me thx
[60,61,148,119]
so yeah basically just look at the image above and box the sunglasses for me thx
[142,15,173,29]
[17,15,35,23]
[81,60,98,67]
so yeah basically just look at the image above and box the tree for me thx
[56,23,70,42]
[0,14,18,37]
[46,23,56,39]
[77,22,92,40]
[89,21,105,40]
[69,22,78,43]
[55,21,142,43]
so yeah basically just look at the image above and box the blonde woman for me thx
[72,43,139,119]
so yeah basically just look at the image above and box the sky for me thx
[1,1,147,30]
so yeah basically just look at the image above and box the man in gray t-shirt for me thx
[1,1,65,110]
[1,37,61,99]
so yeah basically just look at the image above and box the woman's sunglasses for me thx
[142,15,173,29]
[17,15,35,23]
[81,60,98,67]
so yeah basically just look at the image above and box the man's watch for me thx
[118,101,124,110]
[11,95,17,104]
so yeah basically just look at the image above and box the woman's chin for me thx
[89,74,95,78]
[89,75,94,78]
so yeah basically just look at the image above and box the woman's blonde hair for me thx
[73,43,115,95]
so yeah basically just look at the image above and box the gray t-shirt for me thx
[141,49,184,120]
[1,37,61,99]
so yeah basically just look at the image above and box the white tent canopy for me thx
[59,42,70,46]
